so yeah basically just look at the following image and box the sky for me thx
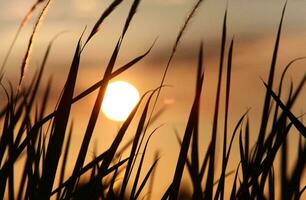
[0,0,306,199]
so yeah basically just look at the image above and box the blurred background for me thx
[0,0,305,199]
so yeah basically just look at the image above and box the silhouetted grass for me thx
[0,0,305,199]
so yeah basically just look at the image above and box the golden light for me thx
[101,81,140,122]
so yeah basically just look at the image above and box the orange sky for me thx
[0,0,305,199]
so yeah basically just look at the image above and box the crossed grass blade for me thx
[14,34,59,148]
[0,0,305,199]
[67,89,158,198]
[169,55,204,199]
[71,157,130,199]
[129,126,162,200]
[8,41,155,170]
[147,151,159,200]
[119,87,156,198]
[84,0,124,46]
[174,129,193,182]
[262,73,305,155]
[263,80,306,137]
[72,39,156,104]
[264,58,303,155]
[0,88,12,165]
[17,83,52,200]
[36,32,83,199]
[95,87,163,181]
[56,122,73,200]
[51,155,129,196]
[272,57,306,127]
[255,1,287,165]
[0,37,150,200]
[148,0,205,147]
[236,121,297,199]
[106,157,122,199]
[0,89,17,199]
[133,158,159,200]
[258,122,293,197]
[66,0,144,197]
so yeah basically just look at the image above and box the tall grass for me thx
[0,0,305,199]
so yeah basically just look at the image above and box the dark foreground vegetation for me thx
[0,0,305,199]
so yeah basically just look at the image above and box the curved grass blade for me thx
[263,81,306,138]
[73,39,156,103]
[65,89,151,198]
[146,0,205,149]
[272,57,306,127]
[133,158,159,200]
[9,41,155,168]
[68,0,145,191]
[14,33,60,148]
[84,0,124,46]
[96,88,162,180]
[119,89,156,198]
[129,126,161,200]
[18,0,52,87]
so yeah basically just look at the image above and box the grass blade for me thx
[215,38,234,200]
[56,122,73,200]
[129,126,161,199]
[263,80,306,138]
[169,72,204,199]
[18,0,52,87]
[84,0,124,46]
[147,151,159,200]
[255,1,287,164]
[205,9,227,200]
[36,33,82,199]
[133,158,159,200]
[147,0,205,148]
[119,88,155,198]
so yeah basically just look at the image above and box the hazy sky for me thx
[0,0,306,198]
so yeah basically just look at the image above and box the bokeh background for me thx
[0,0,305,199]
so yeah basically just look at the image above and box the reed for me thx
[0,0,305,199]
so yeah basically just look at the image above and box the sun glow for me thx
[101,81,140,122]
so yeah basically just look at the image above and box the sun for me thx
[101,81,140,122]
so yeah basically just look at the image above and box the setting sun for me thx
[101,81,140,122]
